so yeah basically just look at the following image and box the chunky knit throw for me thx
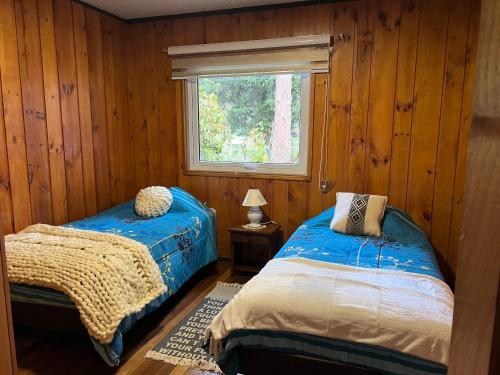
[5,224,167,344]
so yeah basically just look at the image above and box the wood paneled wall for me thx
[449,0,500,371]
[126,0,478,277]
[0,0,478,279]
[0,0,134,234]
[0,227,16,374]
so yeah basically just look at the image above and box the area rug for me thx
[146,281,243,373]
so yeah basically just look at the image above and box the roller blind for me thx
[167,34,331,80]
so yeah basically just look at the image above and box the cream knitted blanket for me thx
[5,224,167,344]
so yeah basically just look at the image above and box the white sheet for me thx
[206,257,453,365]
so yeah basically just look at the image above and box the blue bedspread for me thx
[276,205,444,281]
[218,205,447,375]
[10,187,218,366]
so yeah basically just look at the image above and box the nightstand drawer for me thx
[229,223,281,276]
[231,232,271,245]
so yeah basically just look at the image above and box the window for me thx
[169,34,331,177]
[185,73,311,176]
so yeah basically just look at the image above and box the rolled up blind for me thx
[167,34,331,80]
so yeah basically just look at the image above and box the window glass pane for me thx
[197,74,304,164]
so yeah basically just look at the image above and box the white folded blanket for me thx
[206,257,453,365]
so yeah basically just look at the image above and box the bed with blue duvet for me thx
[207,206,453,375]
[9,187,218,366]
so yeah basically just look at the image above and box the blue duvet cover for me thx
[218,206,447,375]
[276,205,444,281]
[10,187,218,366]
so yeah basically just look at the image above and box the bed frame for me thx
[12,304,373,374]
[11,301,86,335]
[10,261,221,337]
[238,348,373,374]
[10,259,377,374]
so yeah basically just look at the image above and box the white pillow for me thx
[135,186,173,218]
[330,192,387,237]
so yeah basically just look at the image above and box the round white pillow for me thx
[135,186,173,218]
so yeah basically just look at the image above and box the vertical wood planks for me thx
[15,0,54,225]
[0,77,14,233]
[113,18,135,201]
[347,0,373,194]
[388,0,420,210]
[38,0,68,225]
[218,178,238,258]
[364,0,400,197]
[139,0,476,270]
[448,0,500,368]
[0,0,479,281]
[54,0,86,221]
[447,0,480,271]
[286,181,307,237]
[291,5,314,36]
[406,0,450,233]
[101,15,120,206]
[0,227,17,375]
[206,176,221,249]
[85,7,111,212]
[271,180,288,238]
[251,10,274,40]
[157,20,178,188]
[127,23,149,192]
[144,22,163,187]
[430,0,470,256]
[230,13,252,41]
[189,176,208,203]
[72,1,97,217]
[0,0,133,232]
[274,8,291,38]
[0,0,33,231]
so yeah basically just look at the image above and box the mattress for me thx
[9,187,218,366]
[217,206,448,375]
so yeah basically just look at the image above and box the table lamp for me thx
[242,189,268,228]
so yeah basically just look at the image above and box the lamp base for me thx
[247,206,263,227]
[245,223,263,229]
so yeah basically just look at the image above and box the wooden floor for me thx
[13,260,248,375]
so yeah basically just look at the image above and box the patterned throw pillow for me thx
[330,192,387,237]
[135,186,173,218]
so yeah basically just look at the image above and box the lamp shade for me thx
[242,189,267,207]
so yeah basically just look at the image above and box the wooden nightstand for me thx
[228,223,281,275]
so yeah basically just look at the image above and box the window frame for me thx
[184,74,312,178]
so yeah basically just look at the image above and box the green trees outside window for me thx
[197,74,303,164]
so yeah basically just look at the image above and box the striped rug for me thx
[146,281,242,373]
